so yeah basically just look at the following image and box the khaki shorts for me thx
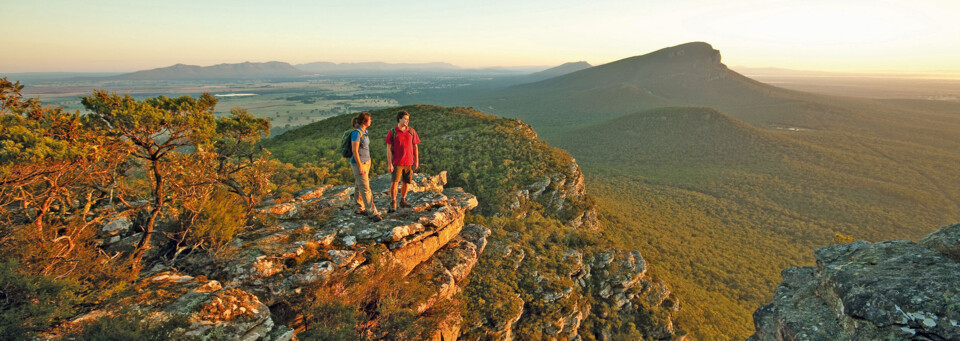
[391,165,413,184]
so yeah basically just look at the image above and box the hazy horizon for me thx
[3,0,960,74]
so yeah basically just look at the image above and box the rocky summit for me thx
[750,224,960,341]
[79,172,486,340]
[77,159,684,339]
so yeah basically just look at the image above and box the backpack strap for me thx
[352,128,364,145]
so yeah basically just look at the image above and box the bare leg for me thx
[389,180,399,209]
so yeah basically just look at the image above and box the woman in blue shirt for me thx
[350,112,382,221]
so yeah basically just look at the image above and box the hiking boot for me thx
[399,199,411,208]
[388,201,397,213]
[370,214,383,222]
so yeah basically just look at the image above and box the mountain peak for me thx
[635,41,722,66]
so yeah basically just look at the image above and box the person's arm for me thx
[351,132,365,176]
[386,131,394,172]
[413,129,420,170]
[413,144,419,170]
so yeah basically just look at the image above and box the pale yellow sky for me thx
[2,0,959,73]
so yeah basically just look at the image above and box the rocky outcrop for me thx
[509,159,600,230]
[459,239,684,341]
[750,223,960,341]
[86,172,488,340]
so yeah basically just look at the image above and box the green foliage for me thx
[78,91,275,271]
[213,107,273,207]
[65,308,190,341]
[0,260,84,340]
[186,189,248,251]
[82,90,221,270]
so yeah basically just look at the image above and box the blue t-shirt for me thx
[349,128,371,164]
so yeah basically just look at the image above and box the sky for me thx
[2,0,959,74]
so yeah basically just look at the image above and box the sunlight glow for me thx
[0,0,958,73]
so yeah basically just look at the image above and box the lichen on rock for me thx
[750,223,960,341]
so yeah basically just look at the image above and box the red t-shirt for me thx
[385,126,420,166]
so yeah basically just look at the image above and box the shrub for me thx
[187,189,247,251]
[65,308,190,341]
[0,260,84,340]
[300,252,454,340]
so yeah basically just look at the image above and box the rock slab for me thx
[750,223,960,341]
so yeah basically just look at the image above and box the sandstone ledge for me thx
[84,172,486,340]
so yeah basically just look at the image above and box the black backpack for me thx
[339,128,362,158]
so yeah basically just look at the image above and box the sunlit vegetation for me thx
[0,77,272,338]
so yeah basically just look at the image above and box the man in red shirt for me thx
[385,110,420,212]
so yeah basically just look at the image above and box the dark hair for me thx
[352,112,371,128]
[396,110,409,122]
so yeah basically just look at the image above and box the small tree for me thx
[82,91,217,273]
[213,107,271,208]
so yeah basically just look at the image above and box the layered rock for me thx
[459,239,683,340]
[509,159,600,230]
[86,172,488,340]
[750,223,960,341]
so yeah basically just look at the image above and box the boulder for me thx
[750,224,960,340]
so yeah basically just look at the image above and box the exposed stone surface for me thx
[70,271,283,341]
[460,239,684,341]
[921,223,960,262]
[83,172,486,340]
[507,159,600,230]
[750,223,960,341]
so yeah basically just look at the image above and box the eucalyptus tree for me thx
[82,91,218,272]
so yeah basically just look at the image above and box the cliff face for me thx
[750,224,960,341]
[463,149,684,340]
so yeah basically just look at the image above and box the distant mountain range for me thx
[109,61,305,80]
[98,61,555,80]
[295,61,459,75]
[294,61,549,76]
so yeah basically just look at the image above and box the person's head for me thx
[396,110,410,125]
[352,112,372,128]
